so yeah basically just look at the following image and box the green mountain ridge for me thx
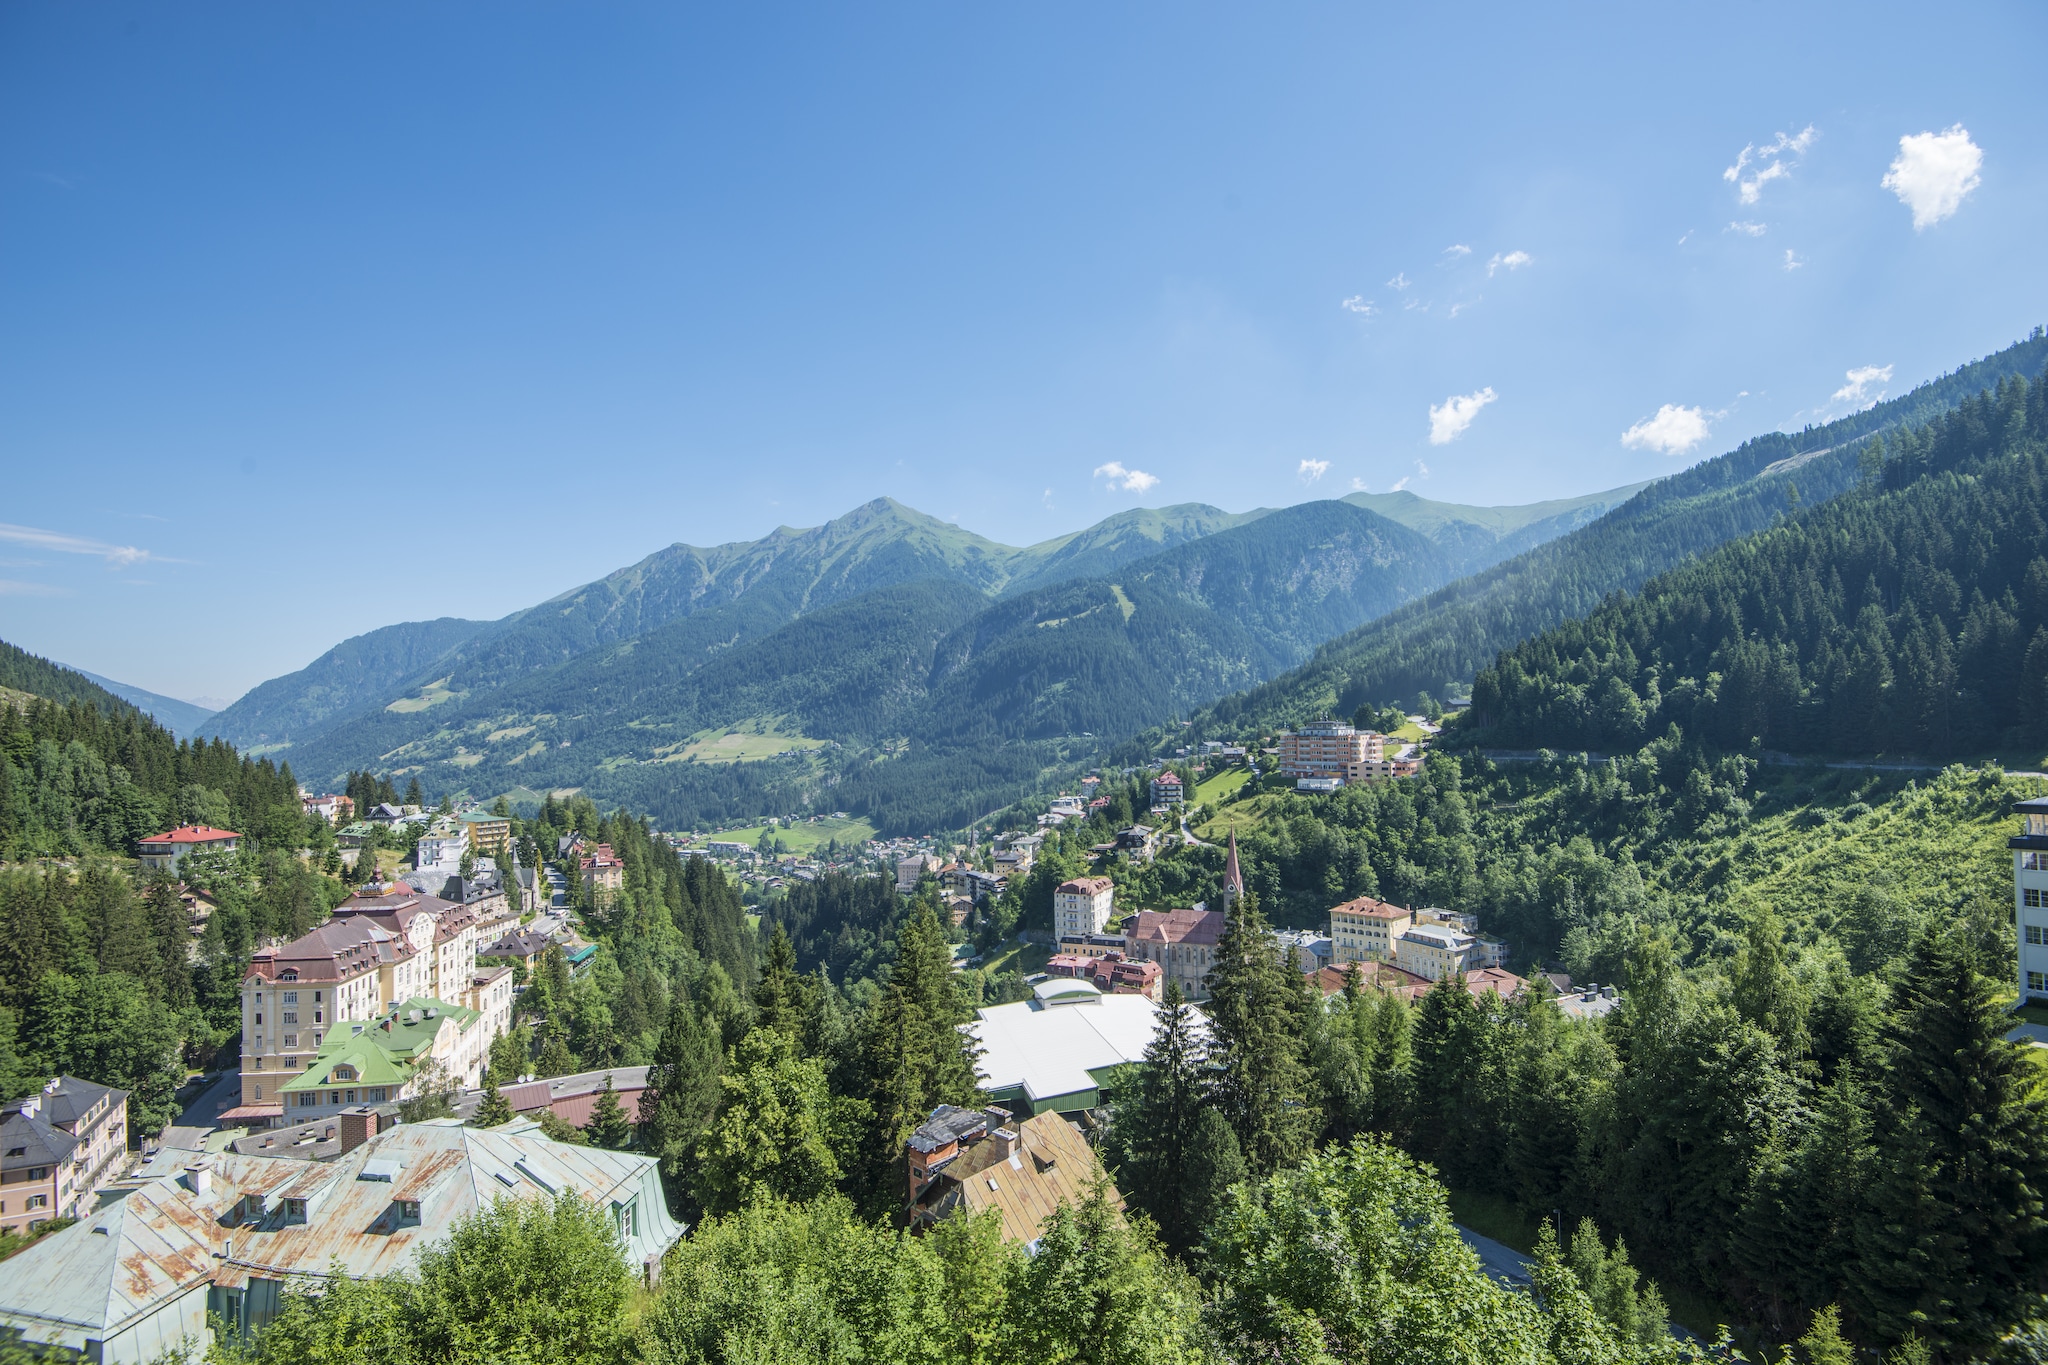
[63,668,218,740]
[1459,363,2048,761]
[208,484,1641,765]
[275,500,1461,831]
[1168,328,2048,745]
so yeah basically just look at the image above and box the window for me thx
[284,1034,298,1049]
[284,1198,307,1221]
[2028,889,2046,909]
[253,1086,261,1100]
[332,1064,357,1082]
[254,1013,263,1026]
[400,1200,421,1221]
[25,1195,46,1210]
[283,991,298,1004]
[4,1147,22,1159]
[2031,926,2047,946]
[2032,972,2047,993]
[27,1168,46,1181]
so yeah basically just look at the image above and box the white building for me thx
[2014,796,2048,1002]
[1391,923,1507,982]
[1053,876,1116,940]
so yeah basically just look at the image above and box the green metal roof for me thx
[458,809,506,824]
[279,998,481,1093]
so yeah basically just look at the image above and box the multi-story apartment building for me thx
[0,1077,129,1235]
[1329,896,1415,964]
[1053,877,1116,940]
[1277,720,1387,787]
[1149,772,1184,809]
[1391,922,1508,982]
[458,809,512,858]
[235,885,503,1124]
[580,843,626,909]
[2014,796,2048,1001]
[136,824,241,874]
[1125,907,1226,1000]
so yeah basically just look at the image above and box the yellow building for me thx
[1328,895,1414,964]
[458,810,511,857]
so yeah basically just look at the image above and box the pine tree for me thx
[753,922,803,1039]
[1852,930,2048,1356]
[1731,906,1810,1062]
[472,1081,514,1128]
[404,777,424,808]
[535,1028,577,1079]
[1202,894,1311,1175]
[850,905,982,1212]
[1408,973,1476,1164]
[637,996,723,1212]
[584,1073,632,1150]
[143,876,192,1009]
[1798,1306,1853,1365]
[1104,980,1219,1253]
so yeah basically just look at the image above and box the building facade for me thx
[1124,906,1226,1000]
[1149,771,1184,808]
[1277,720,1386,786]
[1053,876,1116,940]
[136,824,241,874]
[1328,895,1414,964]
[580,843,625,908]
[235,886,505,1123]
[2014,796,2048,1002]
[457,810,512,857]
[0,1077,130,1236]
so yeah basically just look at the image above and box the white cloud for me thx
[1340,295,1377,315]
[1485,250,1531,276]
[1404,298,1428,312]
[1782,248,1804,271]
[1726,220,1767,237]
[1428,388,1496,445]
[0,579,67,597]
[1390,476,1410,491]
[1443,244,1472,258]
[1621,404,1712,456]
[1042,488,1056,510]
[1832,364,1894,408]
[1448,298,1481,318]
[1350,477,1369,491]
[1387,272,1411,291]
[1725,125,1817,204]
[1677,229,1694,246]
[0,521,159,567]
[1414,460,1431,479]
[1092,461,1158,493]
[1297,459,1331,484]
[1883,125,1983,229]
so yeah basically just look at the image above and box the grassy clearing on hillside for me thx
[385,676,462,713]
[1197,793,1276,841]
[684,814,877,854]
[1194,766,1251,805]
[660,719,829,765]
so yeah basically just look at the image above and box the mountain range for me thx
[198,482,1643,829]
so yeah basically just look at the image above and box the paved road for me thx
[1458,1225,1533,1288]
[172,1067,241,1130]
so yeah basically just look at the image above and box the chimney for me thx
[186,1163,212,1196]
[339,1107,379,1155]
[988,1126,1019,1161]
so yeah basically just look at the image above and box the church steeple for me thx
[1223,827,1245,912]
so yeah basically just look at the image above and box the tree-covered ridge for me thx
[0,644,308,859]
[277,500,1462,834]
[1465,368,2048,757]
[0,639,152,717]
[1169,329,2048,742]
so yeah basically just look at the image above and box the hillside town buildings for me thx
[1124,906,1225,1000]
[0,1119,681,1361]
[0,1077,130,1236]
[1276,719,1389,788]
[231,883,511,1126]
[1053,876,1116,940]
[136,824,241,874]
[907,1105,1120,1244]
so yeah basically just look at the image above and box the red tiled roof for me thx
[1329,895,1411,921]
[1057,877,1114,895]
[1129,907,1225,946]
[140,825,241,845]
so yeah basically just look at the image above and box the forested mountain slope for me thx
[1175,329,2048,738]
[0,639,308,857]
[64,667,217,740]
[1461,365,2048,759]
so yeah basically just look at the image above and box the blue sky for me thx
[3,2,2045,705]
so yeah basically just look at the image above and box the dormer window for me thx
[283,1198,307,1221]
[280,970,298,982]
[332,1065,357,1082]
